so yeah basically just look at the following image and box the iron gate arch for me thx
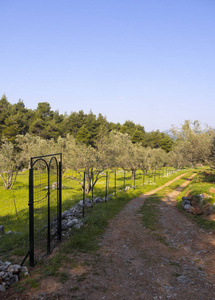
[28,153,62,267]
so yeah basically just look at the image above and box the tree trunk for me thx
[131,169,135,180]
[0,168,19,190]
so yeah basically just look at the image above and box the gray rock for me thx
[182,199,191,208]
[107,194,113,200]
[21,266,28,273]
[61,222,67,231]
[125,186,131,191]
[0,261,28,292]
[184,204,192,212]
[52,182,58,190]
[72,203,82,212]
[79,200,84,207]
[10,265,21,274]
[67,211,75,217]
[51,228,57,236]
[4,262,11,269]
[62,211,68,219]
[182,196,192,201]
[0,285,6,292]
[85,199,93,207]
[7,266,14,273]
[67,219,78,227]
[93,197,103,203]
[6,231,13,235]
[2,273,8,280]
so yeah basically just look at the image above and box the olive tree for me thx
[0,137,21,189]
[150,148,167,170]
[171,120,214,167]
[56,134,108,194]
[16,133,56,168]
[125,142,145,179]
[97,130,133,170]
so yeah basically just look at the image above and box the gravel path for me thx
[5,173,215,299]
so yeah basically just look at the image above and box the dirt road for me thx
[5,173,215,299]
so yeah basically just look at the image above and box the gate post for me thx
[47,167,51,254]
[58,160,62,241]
[105,171,108,202]
[83,172,86,218]
[91,169,94,202]
[115,171,116,195]
[29,167,34,267]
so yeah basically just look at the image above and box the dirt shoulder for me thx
[5,173,215,300]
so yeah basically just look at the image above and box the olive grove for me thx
[0,120,215,191]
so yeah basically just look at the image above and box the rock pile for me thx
[52,195,113,234]
[182,194,215,215]
[0,261,29,292]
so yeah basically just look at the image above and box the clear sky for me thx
[1,0,215,132]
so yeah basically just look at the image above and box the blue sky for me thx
[1,0,215,132]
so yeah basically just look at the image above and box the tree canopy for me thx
[0,95,174,152]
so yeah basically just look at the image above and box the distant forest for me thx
[0,94,173,152]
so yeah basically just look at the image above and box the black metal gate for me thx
[28,153,62,267]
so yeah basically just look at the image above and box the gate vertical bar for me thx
[105,172,108,202]
[58,160,62,241]
[83,172,85,218]
[47,166,51,254]
[124,170,125,191]
[115,171,116,195]
[91,169,94,202]
[29,167,34,267]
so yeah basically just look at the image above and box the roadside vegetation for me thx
[177,168,215,230]
[139,167,215,241]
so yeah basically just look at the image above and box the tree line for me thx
[0,94,173,151]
